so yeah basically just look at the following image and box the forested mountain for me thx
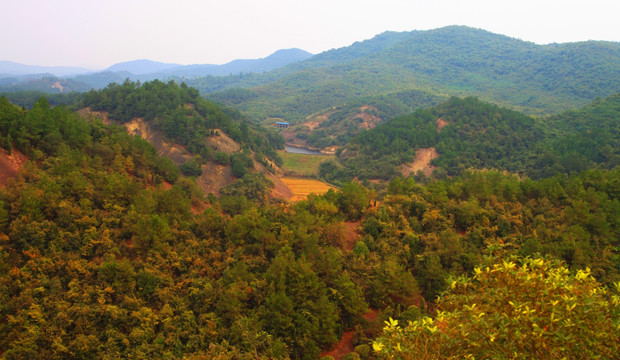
[162,48,313,78]
[200,26,620,126]
[321,94,620,183]
[1,95,618,359]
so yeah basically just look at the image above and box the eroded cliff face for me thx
[124,118,192,166]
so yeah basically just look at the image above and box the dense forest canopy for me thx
[1,92,618,358]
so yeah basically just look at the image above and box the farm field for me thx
[280,177,337,201]
[279,150,334,177]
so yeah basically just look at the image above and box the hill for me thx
[162,48,313,78]
[0,75,92,94]
[0,49,313,94]
[199,26,620,129]
[320,94,620,183]
[0,60,94,76]
[79,80,287,196]
[105,59,181,75]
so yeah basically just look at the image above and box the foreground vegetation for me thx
[375,255,620,359]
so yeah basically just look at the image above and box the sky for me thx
[2,0,619,69]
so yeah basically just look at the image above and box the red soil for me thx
[343,221,362,251]
[320,309,380,359]
[0,148,27,186]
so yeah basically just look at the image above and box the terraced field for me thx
[280,177,337,201]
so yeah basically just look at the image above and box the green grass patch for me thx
[279,150,334,177]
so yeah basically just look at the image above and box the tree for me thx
[373,255,620,359]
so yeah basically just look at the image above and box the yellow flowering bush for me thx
[374,256,620,359]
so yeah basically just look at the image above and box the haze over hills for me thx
[0,60,94,77]
[0,48,313,93]
[3,26,618,123]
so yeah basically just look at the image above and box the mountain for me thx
[0,49,313,93]
[105,59,181,75]
[0,75,91,93]
[163,48,313,77]
[198,26,620,123]
[0,60,94,77]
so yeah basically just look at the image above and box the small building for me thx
[276,121,290,129]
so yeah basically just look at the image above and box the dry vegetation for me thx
[280,177,336,201]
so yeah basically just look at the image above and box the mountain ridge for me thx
[197,26,620,121]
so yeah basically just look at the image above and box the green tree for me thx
[374,255,620,359]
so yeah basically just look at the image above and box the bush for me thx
[214,151,230,165]
[343,352,361,360]
[180,159,203,176]
[354,344,371,359]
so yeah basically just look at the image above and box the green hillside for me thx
[198,26,620,126]
[321,94,620,183]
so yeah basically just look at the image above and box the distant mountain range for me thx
[0,48,313,92]
[0,60,94,77]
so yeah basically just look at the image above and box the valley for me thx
[0,25,619,360]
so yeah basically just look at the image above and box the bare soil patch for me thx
[343,221,362,251]
[437,118,449,132]
[320,308,380,360]
[321,330,355,360]
[77,108,112,125]
[267,173,294,200]
[400,147,439,178]
[195,162,235,195]
[356,105,382,130]
[0,148,27,186]
[205,130,241,154]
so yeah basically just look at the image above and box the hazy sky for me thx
[2,0,619,69]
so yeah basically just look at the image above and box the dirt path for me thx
[321,330,355,359]
[320,309,380,359]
